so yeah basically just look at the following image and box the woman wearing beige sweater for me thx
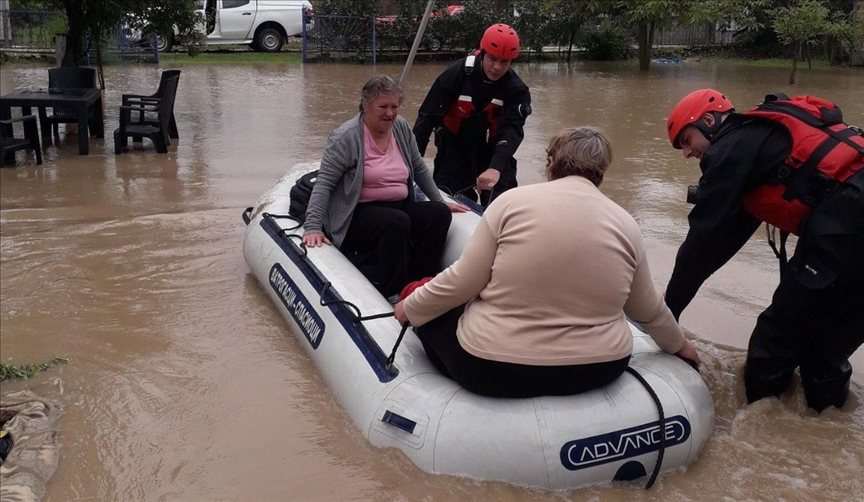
[394,126,700,398]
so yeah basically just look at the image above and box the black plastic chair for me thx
[122,70,181,140]
[1,115,43,166]
[41,67,98,136]
[114,75,179,154]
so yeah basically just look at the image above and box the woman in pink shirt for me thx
[303,76,467,300]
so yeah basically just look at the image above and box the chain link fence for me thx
[0,9,63,49]
[303,14,377,63]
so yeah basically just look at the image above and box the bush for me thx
[581,20,632,61]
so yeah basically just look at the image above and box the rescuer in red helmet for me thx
[665,88,864,412]
[413,23,531,207]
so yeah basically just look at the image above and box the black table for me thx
[0,88,104,155]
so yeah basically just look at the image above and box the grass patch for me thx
[0,357,70,381]
[738,58,831,69]
[159,51,302,64]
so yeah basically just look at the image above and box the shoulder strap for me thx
[464,54,476,76]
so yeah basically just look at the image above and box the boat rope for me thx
[261,211,413,371]
[625,366,666,489]
[316,281,411,372]
[438,184,495,207]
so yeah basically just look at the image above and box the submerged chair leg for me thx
[113,130,123,155]
[168,114,179,139]
[25,118,42,165]
[153,133,168,154]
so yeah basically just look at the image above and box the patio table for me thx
[0,88,104,155]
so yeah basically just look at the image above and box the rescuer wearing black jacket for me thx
[413,23,531,206]
[665,89,864,412]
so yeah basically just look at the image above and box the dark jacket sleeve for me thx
[489,77,531,172]
[413,59,465,156]
[665,120,790,319]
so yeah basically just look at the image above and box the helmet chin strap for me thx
[692,111,725,142]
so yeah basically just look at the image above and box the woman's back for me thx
[456,175,645,366]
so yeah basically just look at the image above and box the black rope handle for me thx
[385,323,411,371]
[625,367,666,490]
[317,281,394,321]
[315,281,411,372]
[263,212,303,232]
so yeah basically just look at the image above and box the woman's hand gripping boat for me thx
[242,163,715,490]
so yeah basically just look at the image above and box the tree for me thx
[531,0,607,62]
[58,0,202,70]
[771,0,851,83]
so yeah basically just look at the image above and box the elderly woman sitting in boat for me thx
[303,75,467,301]
[395,126,701,398]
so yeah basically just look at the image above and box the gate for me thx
[303,14,377,64]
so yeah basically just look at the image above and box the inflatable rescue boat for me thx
[242,163,715,490]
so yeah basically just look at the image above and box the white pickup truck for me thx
[147,0,313,53]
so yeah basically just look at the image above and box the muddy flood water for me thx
[1,59,863,501]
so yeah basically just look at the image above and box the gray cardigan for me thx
[304,114,445,248]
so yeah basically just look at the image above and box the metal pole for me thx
[398,0,435,88]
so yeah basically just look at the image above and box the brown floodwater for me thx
[1,59,863,501]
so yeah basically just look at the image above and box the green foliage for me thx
[582,19,634,60]
[376,0,504,53]
[509,1,555,54]
[771,0,832,47]
[0,357,69,381]
[447,0,506,52]
[315,0,380,16]
[46,11,67,35]
[59,0,203,66]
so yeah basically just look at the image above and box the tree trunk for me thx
[62,0,83,66]
[789,52,798,85]
[806,43,812,69]
[566,30,573,63]
[637,22,651,71]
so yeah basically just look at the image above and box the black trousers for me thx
[745,172,864,412]
[745,269,864,411]
[415,305,631,398]
[433,131,517,206]
[340,198,451,298]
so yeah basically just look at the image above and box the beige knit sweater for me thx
[403,175,685,366]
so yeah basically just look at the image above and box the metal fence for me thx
[0,9,62,49]
[303,14,377,63]
[653,21,734,46]
[0,9,157,63]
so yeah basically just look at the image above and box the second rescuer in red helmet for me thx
[413,24,531,207]
[663,88,864,413]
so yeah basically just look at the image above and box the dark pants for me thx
[340,198,451,298]
[745,171,864,412]
[433,131,517,206]
[415,305,631,398]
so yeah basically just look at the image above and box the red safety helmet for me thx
[480,24,519,60]
[667,89,735,148]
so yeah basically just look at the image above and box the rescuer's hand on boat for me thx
[674,339,701,369]
[476,168,500,191]
[302,232,331,247]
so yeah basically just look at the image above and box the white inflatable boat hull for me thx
[243,163,715,490]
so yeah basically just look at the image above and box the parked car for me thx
[131,0,314,53]
[375,5,463,52]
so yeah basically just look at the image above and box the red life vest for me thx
[740,94,864,234]
[441,53,504,139]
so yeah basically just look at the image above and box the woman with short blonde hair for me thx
[545,126,612,185]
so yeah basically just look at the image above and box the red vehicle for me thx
[376,5,464,51]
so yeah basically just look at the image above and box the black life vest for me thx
[740,94,864,234]
[441,53,505,139]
